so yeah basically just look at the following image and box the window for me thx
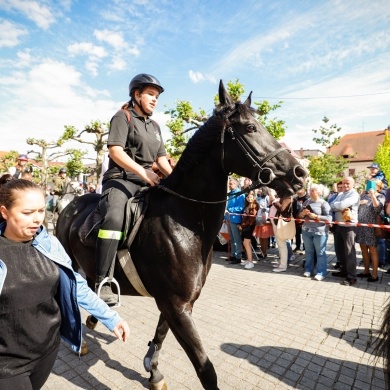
[348,168,355,176]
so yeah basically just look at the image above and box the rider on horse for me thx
[53,168,70,209]
[95,73,173,305]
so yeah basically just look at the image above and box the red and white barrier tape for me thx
[225,213,390,229]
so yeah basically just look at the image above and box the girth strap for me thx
[117,249,152,297]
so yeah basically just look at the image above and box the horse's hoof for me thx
[149,379,168,390]
[86,315,97,330]
[80,339,89,356]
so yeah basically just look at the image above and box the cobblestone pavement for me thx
[43,235,389,390]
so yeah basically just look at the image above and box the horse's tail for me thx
[374,299,390,388]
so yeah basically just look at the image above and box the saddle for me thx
[79,187,150,249]
[79,188,153,297]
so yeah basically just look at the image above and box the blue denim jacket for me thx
[225,188,245,224]
[0,223,122,353]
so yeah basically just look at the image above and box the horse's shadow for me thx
[50,328,148,389]
[221,327,386,389]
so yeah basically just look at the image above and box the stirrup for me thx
[96,277,121,308]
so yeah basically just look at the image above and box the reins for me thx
[157,185,228,204]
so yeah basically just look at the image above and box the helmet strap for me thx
[134,93,152,117]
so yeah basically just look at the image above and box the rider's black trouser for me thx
[96,178,141,279]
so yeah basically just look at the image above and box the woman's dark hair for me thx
[0,174,13,187]
[0,179,42,209]
[260,186,269,197]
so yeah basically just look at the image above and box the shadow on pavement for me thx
[50,330,148,389]
[221,327,386,389]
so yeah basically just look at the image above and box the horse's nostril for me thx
[294,165,307,179]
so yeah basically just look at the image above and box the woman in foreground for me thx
[0,179,129,390]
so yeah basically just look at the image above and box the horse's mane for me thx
[163,101,254,188]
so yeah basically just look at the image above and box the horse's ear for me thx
[243,91,252,107]
[219,80,234,107]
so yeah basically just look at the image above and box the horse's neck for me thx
[168,152,228,203]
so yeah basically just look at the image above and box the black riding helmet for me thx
[59,168,67,174]
[129,73,164,97]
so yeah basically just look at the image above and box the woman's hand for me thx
[301,208,310,217]
[112,320,130,342]
[142,169,160,186]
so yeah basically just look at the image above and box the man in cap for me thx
[8,154,32,179]
[366,162,388,189]
[53,168,70,209]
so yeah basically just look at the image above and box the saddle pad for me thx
[79,209,102,247]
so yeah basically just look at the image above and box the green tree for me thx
[308,116,347,187]
[308,154,347,188]
[165,79,286,159]
[164,101,207,158]
[65,149,88,179]
[0,150,19,173]
[63,120,109,183]
[27,137,82,188]
[374,129,390,181]
[254,100,285,140]
[312,116,341,147]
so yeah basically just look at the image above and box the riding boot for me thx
[95,276,117,305]
[96,231,122,305]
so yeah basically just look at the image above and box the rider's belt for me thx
[98,229,124,240]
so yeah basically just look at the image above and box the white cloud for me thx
[108,55,127,71]
[0,60,120,155]
[189,70,216,84]
[67,42,107,58]
[279,54,390,151]
[67,42,107,76]
[0,19,27,47]
[15,49,33,67]
[94,29,125,49]
[0,0,56,30]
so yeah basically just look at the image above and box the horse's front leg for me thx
[162,303,219,390]
[145,313,170,390]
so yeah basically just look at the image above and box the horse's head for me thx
[215,80,307,198]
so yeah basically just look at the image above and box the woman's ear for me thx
[0,205,8,220]
[134,89,141,100]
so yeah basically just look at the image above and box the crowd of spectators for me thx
[223,163,390,286]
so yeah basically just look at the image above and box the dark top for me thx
[104,108,167,185]
[0,236,61,378]
[292,192,310,218]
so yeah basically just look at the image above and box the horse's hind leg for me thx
[163,306,219,390]
[146,314,169,390]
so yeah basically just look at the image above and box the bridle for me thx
[158,107,297,204]
[220,107,286,189]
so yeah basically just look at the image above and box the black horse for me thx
[56,81,307,390]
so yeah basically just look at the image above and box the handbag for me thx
[256,209,268,226]
[218,221,229,244]
[342,208,352,222]
[275,217,296,240]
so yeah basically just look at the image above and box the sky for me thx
[1,0,390,161]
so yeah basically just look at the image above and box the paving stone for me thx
[42,236,387,389]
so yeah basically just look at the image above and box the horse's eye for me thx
[246,124,256,133]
